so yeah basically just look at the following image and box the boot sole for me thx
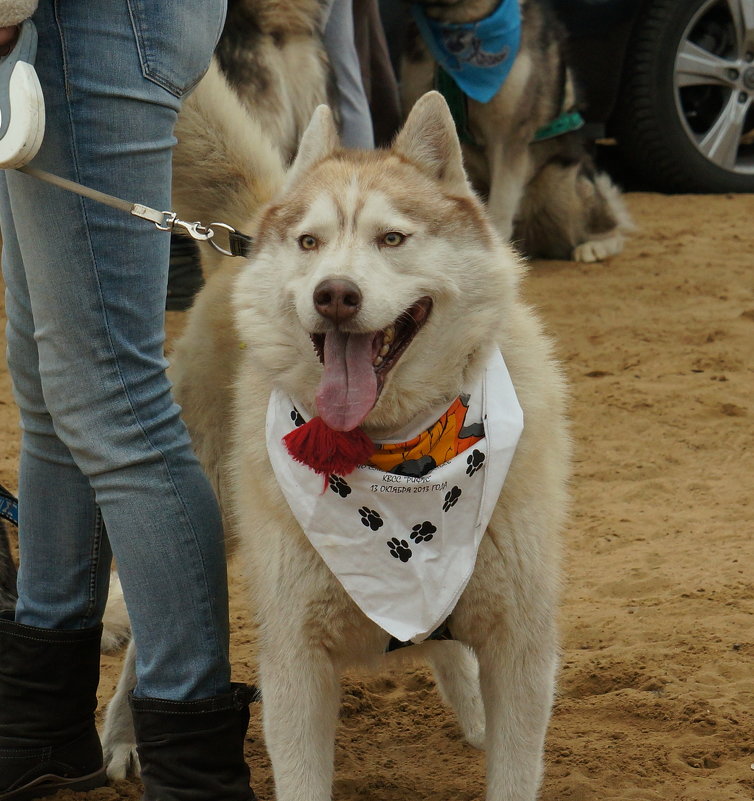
[0,767,107,801]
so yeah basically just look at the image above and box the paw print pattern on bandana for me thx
[359,507,384,531]
[328,475,352,498]
[387,538,412,562]
[443,486,462,511]
[410,521,436,543]
[466,449,485,476]
[290,408,305,427]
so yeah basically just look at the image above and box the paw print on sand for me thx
[387,538,412,562]
[290,408,305,427]
[466,449,485,476]
[410,521,436,543]
[359,507,384,531]
[443,486,462,512]
[328,475,352,498]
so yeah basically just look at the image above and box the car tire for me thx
[612,0,754,192]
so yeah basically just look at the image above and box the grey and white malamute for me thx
[402,0,632,261]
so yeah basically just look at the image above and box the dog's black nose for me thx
[313,279,362,324]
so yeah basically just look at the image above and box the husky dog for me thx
[104,80,571,801]
[401,0,632,262]
[215,0,334,163]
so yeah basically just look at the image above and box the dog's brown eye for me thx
[298,234,318,251]
[382,232,406,247]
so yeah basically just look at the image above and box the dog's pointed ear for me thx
[285,105,339,190]
[392,91,470,194]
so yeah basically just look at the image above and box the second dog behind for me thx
[401,0,633,262]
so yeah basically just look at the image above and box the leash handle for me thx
[0,20,45,169]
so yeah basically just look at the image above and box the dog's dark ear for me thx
[393,91,470,195]
[285,105,339,190]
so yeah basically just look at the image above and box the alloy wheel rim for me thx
[673,0,754,174]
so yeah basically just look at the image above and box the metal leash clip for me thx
[144,210,254,258]
[157,212,215,242]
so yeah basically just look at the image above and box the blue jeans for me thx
[0,0,229,701]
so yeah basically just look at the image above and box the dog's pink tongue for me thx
[316,330,377,431]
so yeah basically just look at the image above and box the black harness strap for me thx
[385,620,453,653]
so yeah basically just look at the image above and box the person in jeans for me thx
[0,2,255,799]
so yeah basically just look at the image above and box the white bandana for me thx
[265,347,523,643]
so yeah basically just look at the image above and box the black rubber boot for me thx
[0,614,107,801]
[130,682,256,801]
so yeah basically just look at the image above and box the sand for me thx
[1,191,753,801]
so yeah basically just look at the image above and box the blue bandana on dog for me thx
[411,0,522,104]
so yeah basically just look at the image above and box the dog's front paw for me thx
[104,742,141,781]
[572,234,624,263]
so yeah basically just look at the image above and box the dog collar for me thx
[411,0,522,103]
[532,110,585,141]
[266,347,524,643]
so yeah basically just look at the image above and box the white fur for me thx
[99,571,131,654]
[104,91,571,801]
[102,640,139,780]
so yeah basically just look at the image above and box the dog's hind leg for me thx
[424,639,486,750]
[102,639,140,780]
[571,173,633,263]
[259,640,341,801]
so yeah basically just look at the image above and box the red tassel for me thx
[283,416,375,477]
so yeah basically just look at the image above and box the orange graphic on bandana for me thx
[368,395,484,476]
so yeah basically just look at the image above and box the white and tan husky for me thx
[104,78,571,801]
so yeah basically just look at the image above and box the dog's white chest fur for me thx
[266,347,523,642]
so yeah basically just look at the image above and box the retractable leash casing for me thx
[0,19,45,170]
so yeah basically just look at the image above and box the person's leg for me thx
[322,0,375,149]
[1,2,256,798]
[2,0,230,702]
[1,184,113,632]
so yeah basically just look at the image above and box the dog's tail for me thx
[172,59,286,273]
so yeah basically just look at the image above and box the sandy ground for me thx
[1,191,753,801]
